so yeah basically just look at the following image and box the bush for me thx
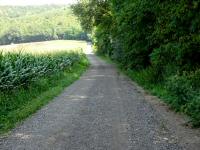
[188,69,200,89]
[165,74,195,110]
[185,96,200,127]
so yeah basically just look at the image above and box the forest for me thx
[0,5,88,45]
[72,0,200,126]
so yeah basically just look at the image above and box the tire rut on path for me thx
[0,48,200,150]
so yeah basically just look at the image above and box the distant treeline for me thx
[0,5,88,45]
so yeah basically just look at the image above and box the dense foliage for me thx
[73,0,200,126]
[0,5,88,45]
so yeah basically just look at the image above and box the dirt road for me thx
[0,47,199,149]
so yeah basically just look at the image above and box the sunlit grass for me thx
[0,40,87,54]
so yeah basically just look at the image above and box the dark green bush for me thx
[185,96,200,127]
[189,69,200,89]
[165,75,195,109]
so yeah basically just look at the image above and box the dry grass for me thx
[0,40,87,54]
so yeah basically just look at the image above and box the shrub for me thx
[185,96,200,127]
[188,69,200,89]
[165,74,194,109]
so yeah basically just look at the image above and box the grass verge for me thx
[98,54,200,127]
[0,56,89,134]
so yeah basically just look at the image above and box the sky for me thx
[0,0,76,6]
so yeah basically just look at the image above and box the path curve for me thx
[0,45,200,150]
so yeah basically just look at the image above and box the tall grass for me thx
[0,51,89,134]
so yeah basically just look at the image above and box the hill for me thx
[0,5,88,45]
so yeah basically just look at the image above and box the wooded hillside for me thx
[0,5,88,45]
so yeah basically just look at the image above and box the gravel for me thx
[0,49,199,150]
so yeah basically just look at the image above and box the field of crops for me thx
[0,40,89,133]
[0,40,87,91]
[0,51,82,91]
[0,40,87,54]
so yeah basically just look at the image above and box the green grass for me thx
[124,69,174,102]
[124,69,200,127]
[0,54,89,134]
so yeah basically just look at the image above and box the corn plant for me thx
[0,51,82,91]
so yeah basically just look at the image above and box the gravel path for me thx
[0,46,200,150]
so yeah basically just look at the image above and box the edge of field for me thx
[0,55,89,135]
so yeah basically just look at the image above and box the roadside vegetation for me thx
[0,4,90,134]
[0,48,89,134]
[72,0,200,127]
[0,5,88,45]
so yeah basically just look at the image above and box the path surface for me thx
[0,46,200,150]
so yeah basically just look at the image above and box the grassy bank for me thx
[0,52,89,134]
[99,54,200,127]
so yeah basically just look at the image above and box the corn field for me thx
[0,51,82,91]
